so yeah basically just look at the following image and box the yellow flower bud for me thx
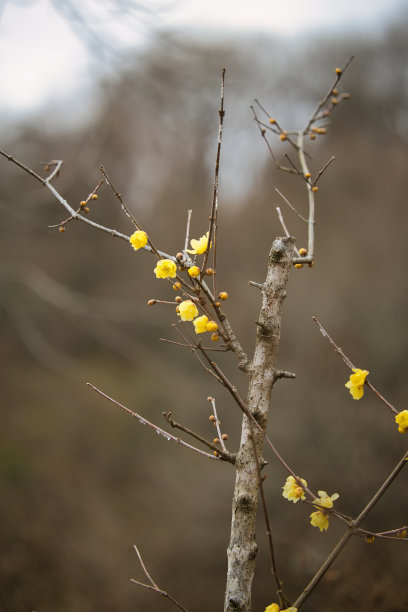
[209,415,216,422]
[175,296,182,303]
[335,67,342,75]
[91,193,98,200]
[219,292,228,300]
[59,226,65,233]
[294,263,303,269]
[299,247,308,256]
[206,320,218,333]
[173,281,182,290]
[221,433,228,440]
[312,186,318,192]
[213,438,220,444]
[304,172,311,179]
[83,206,90,214]
[147,299,156,305]
[331,97,338,105]
[211,333,219,342]
[279,133,287,141]
[310,133,316,140]
[80,200,87,207]
[205,268,214,276]
[269,118,276,124]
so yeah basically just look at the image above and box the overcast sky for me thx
[0,0,406,117]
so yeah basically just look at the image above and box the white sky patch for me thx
[0,0,87,113]
[0,0,406,117]
[166,0,406,34]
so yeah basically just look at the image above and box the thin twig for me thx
[132,545,189,612]
[297,131,315,261]
[87,383,219,461]
[202,68,225,276]
[293,449,408,610]
[276,207,301,257]
[163,411,235,464]
[183,209,193,255]
[0,149,175,259]
[274,187,308,223]
[313,316,398,415]
[209,397,227,452]
[159,337,228,352]
[304,56,354,134]
[313,155,335,186]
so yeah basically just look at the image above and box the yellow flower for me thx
[206,320,218,332]
[186,232,210,255]
[264,605,280,612]
[188,265,200,278]
[345,368,369,400]
[313,490,340,509]
[129,230,148,251]
[177,300,199,322]
[310,510,329,532]
[154,259,177,279]
[282,475,307,503]
[264,606,297,612]
[395,410,408,434]
[193,315,209,334]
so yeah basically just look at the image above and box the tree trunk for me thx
[224,236,295,612]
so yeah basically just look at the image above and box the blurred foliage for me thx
[1,14,408,612]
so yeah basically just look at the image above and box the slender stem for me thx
[313,316,398,414]
[132,545,190,612]
[163,411,235,464]
[202,68,225,275]
[293,450,408,609]
[210,397,227,452]
[87,383,219,461]
[297,132,315,261]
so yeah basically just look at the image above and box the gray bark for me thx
[224,236,295,612]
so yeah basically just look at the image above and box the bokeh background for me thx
[1,1,407,611]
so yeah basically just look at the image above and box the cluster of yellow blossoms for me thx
[130,230,218,336]
[282,476,339,532]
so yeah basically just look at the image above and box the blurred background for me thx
[1,1,407,610]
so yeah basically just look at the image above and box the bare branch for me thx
[132,545,189,612]
[313,316,398,415]
[87,383,219,461]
